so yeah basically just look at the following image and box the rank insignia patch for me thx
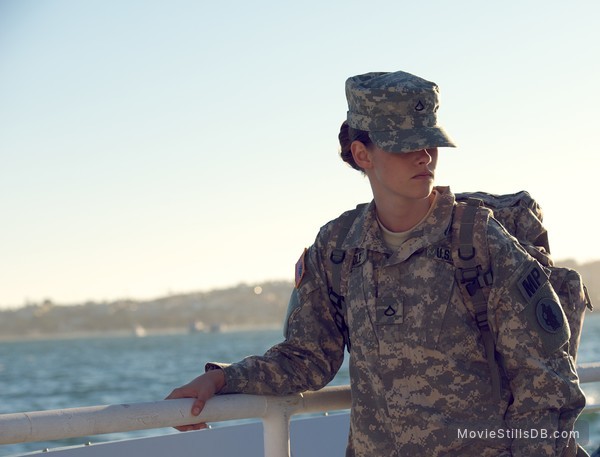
[295,248,307,289]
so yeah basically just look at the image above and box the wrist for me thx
[205,366,226,393]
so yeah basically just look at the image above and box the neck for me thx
[375,191,436,233]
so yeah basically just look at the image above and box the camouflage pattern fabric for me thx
[209,187,585,456]
[455,191,592,364]
[345,71,457,153]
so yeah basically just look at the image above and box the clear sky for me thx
[1,0,599,309]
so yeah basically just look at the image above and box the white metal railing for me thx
[0,385,350,457]
[1,362,599,457]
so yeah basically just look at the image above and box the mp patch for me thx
[517,262,549,302]
[295,248,307,289]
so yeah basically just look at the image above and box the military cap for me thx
[345,71,457,153]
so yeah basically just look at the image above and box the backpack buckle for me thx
[458,266,494,296]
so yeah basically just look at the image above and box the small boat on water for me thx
[208,323,222,333]
[188,321,222,333]
[188,320,206,333]
[133,325,147,338]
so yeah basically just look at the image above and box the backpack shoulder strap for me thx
[328,203,366,351]
[452,198,502,400]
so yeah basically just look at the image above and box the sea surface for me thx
[1,317,599,457]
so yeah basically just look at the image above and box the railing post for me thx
[262,409,291,457]
[261,394,302,457]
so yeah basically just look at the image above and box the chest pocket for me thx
[347,250,456,356]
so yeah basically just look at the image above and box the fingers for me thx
[165,386,210,431]
[191,398,206,416]
[166,393,209,431]
[165,387,191,400]
[174,423,209,432]
[165,387,209,414]
[166,373,222,431]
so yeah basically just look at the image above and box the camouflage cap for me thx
[345,71,457,153]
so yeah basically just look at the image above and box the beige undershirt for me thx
[377,190,439,249]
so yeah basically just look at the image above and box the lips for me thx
[413,170,434,179]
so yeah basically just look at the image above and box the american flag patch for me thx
[295,248,307,288]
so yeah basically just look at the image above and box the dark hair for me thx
[338,121,372,172]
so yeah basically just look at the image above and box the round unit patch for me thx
[535,298,564,334]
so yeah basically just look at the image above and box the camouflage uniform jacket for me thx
[210,186,585,457]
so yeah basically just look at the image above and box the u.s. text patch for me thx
[426,245,453,264]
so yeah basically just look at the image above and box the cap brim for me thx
[370,127,457,153]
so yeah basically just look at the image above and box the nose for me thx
[415,149,433,165]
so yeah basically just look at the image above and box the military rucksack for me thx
[452,191,592,398]
[328,191,593,397]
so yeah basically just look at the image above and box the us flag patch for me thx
[295,248,307,288]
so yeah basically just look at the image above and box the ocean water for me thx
[1,317,599,457]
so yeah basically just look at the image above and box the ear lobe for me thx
[351,141,373,170]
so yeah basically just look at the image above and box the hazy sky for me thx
[1,0,599,309]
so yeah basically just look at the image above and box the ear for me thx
[350,141,374,170]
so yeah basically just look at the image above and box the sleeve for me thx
[206,228,346,396]
[486,221,586,457]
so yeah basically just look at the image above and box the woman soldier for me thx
[167,71,586,456]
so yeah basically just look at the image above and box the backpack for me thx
[328,191,593,397]
[452,191,592,399]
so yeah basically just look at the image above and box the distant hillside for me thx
[0,281,294,341]
[0,259,597,341]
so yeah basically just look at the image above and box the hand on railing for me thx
[165,369,226,432]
